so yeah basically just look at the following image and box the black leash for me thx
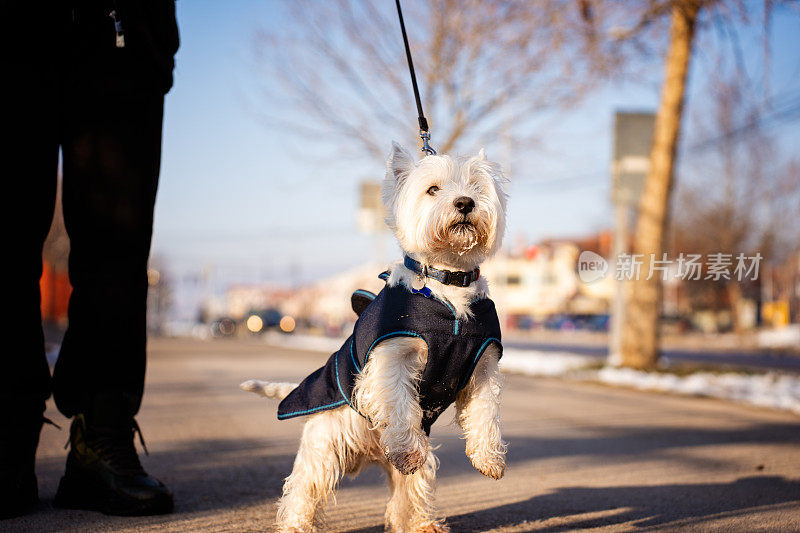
[394,0,436,155]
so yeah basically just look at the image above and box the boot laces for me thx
[84,419,150,476]
[43,416,62,430]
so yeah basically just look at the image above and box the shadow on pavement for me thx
[5,437,294,532]
[147,437,294,512]
[445,476,800,531]
[10,420,800,531]
[430,421,800,477]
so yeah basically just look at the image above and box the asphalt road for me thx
[7,337,800,532]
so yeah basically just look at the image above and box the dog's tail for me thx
[240,379,298,400]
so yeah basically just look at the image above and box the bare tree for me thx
[672,76,800,331]
[617,0,704,369]
[253,0,794,370]
[618,0,794,368]
[252,0,637,161]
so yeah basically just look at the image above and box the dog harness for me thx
[277,274,502,434]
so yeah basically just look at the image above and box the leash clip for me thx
[420,130,436,156]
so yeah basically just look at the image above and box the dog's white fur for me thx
[242,143,508,533]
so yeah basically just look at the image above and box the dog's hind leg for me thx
[384,450,448,533]
[455,343,506,480]
[276,410,353,533]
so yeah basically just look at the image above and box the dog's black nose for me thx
[454,196,475,215]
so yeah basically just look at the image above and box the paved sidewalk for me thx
[6,337,800,532]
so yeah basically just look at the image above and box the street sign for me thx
[612,112,655,206]
[609,110,655,365]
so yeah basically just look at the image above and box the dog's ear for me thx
[387,141,415,183]
[478,148,487,161]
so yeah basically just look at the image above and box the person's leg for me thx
[0,115,59,521]
[52,92,172,515]
[53,92,163,421]
[2,102,59,416]
[0,6,62,520]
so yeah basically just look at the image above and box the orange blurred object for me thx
[279,315,296,333]
[40,261,71,323]
[524,245,539,261]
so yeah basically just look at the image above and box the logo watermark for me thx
[577,252,763,282]
[578,251,609,283]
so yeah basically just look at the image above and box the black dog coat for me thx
[278,274,503,434]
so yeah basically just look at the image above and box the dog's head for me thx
[382,142,508,270]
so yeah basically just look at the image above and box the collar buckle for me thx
[446,271,469,287]
[404,255,479,287]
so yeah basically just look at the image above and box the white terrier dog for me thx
[241,142,508,533]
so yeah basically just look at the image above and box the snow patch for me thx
[757,325,800,349]
[597,366,800,416]
[500,348,595,376]
[500,349,800,417]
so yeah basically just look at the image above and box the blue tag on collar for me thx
[411,286,432,298]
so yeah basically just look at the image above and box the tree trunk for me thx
[620,0,702,369]
[728,281,745,334]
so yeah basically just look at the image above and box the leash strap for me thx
[395,0,436,155]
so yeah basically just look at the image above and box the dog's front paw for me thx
[386,446,427,475]
[467,444,506,480]
[384,428,428,475]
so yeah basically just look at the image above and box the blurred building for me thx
[483,232,614,322]
[279,262,387,335]
[225,284,277,319]
[208,232,617,333]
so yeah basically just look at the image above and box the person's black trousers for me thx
[5,3,169,423]
[53,93,164,420]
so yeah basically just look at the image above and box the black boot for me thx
[0,404,46,520]
[54,414,173,516]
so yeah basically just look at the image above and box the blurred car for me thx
[586,314,610,331]
[508,314,543,330]
[210,317,237,337]
[545,314,576,331]
[245,308,299,335]
[544,314,609,331]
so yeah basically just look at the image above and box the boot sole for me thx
[54,471,173,516]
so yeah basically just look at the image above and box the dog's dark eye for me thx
[426,185,440,196]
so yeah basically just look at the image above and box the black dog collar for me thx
[404,256,480,287]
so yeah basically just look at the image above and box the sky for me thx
[151,1,800,316]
